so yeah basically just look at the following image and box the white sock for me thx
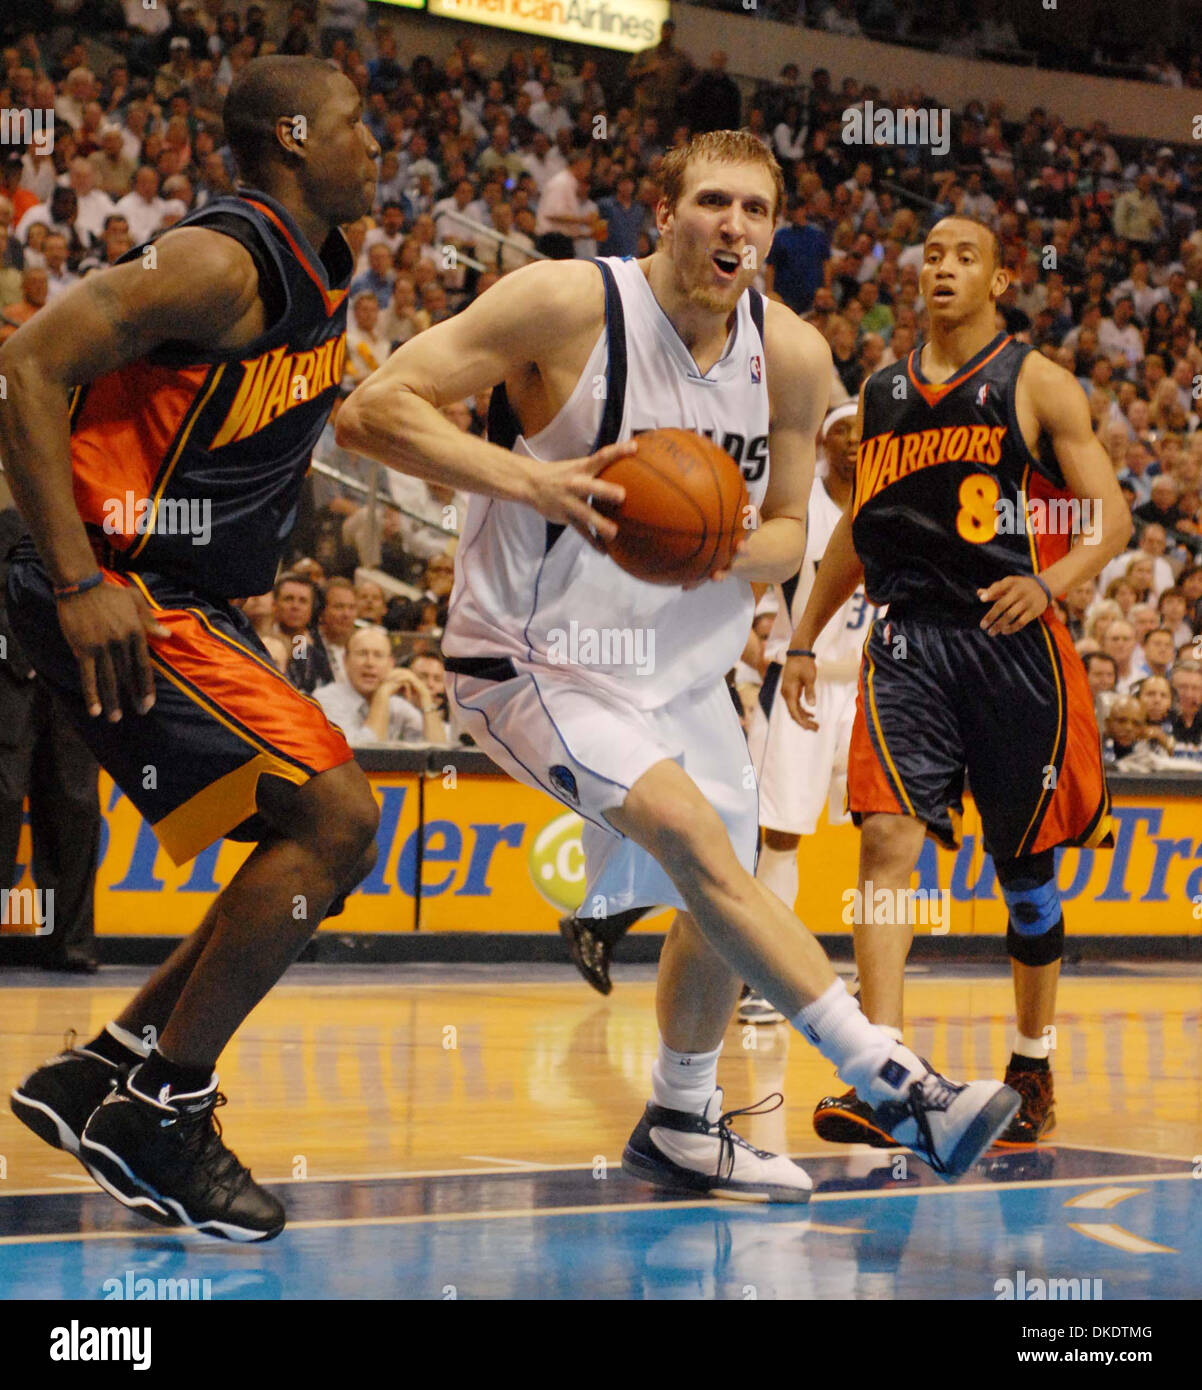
[106,1021,151,1057]
[651,1040,721,1115]
[1013,1030,1050,1060]
[792,979,924,1105]
[756,844,800,911]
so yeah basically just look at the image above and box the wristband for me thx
[53,571,105,600]
[786,647,817,659]
[1032,575,1053,610]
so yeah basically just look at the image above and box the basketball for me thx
[596,429,750,586]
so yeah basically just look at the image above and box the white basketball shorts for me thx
[755,677,858,836]
[448,660,759,917]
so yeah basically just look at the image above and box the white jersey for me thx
[763,475,875,683]
[444,256,772,710]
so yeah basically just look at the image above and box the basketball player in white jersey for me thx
[740,401,876,1025]
[339,132,1018,1201]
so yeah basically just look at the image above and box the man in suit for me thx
[0,504,100,971]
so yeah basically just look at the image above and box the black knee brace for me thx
[997,850,1064,967]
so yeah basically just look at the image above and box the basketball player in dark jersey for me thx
[782,216,1130,1147]
[2,57,384,1241]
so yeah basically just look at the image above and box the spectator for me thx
[344,291,393,389]
[0,267,48,344]
[1103,696,1160,769]
[628,20,695,134]
[765,196,831,316]
[349,241,396,310]
[1113,173,1165,247]
[1136,674,1176,742]
[683,52,741,135]
[1169,662,1202,744]
[273,572,332,694]
[1159,586,1196,647]
[354,578,388,624]
[41,235,78,300]
[597,173,643,259]
[819,0,864,37]
[386,552,455,631]
[314,576,359,685]
[1135,474,1186,530]
[1143,626,1178,679]
[114,165,168,245]
[60,158,115,247]
[474,202,536,274]
[1103,618,1148,692]
[535,145,600,255]
[313,626,445,745]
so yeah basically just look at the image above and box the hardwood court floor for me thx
[1,963,1199,1299]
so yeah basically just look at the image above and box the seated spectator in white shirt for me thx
[473,201,536,274]
[522,131,566,192]
[378,272,422,347]
[114,166,168,245]
[59,158,115,248]
[529,84,573,142]
[344,291,393,388]
[1141,626,1178,681]
[1098,296,1145,370]
[313,626,445,745]
[1103,618,1150,694]
[362,201,407,261]
[38,233,78,299]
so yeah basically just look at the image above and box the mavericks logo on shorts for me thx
[549,764,580,805]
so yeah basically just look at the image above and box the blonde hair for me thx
[658,130,785,220]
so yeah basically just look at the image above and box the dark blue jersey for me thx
[852,333,1073,621]
[69,187,351,598]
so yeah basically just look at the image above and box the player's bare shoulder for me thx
[502,256,607,357]
[761,297,832,428]
[1015,343,1091,438]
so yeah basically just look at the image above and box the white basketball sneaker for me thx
[863,1053,1021,1181]
[622,1089,812,1203]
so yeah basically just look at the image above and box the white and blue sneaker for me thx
[622,1089,812,1204]
[868,1058,1020,1181]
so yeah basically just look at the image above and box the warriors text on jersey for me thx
[444,255,771,709]
[852,334,1069,621]
[68,186,351,599]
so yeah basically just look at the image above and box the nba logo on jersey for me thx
[976,383,990,406]
[750,354,762,384]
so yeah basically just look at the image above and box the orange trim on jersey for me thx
[1028,619,1113,855]
[126,364,226,561]
[70,362,213,548]
[243,198,348,317]
[1024,465,1075,577]
[906,336,1012,409]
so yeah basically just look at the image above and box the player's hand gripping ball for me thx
[594,428,750,586]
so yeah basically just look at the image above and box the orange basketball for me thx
[596,429,750,586]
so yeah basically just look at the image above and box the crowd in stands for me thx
[0,2,1200,759]
[688,0,1202,85]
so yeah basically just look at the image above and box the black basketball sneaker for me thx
[995,1060,1056,1145]
[812,1086,897,1149]
[559,914,614,995]
[79,1067,284,1242]
[10,1031,123,1156]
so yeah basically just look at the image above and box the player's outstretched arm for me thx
[337,258,631,548]
[0,229,263,720]
[715,302,830,585]
[977,352,1133,636]
[780,385,867,729]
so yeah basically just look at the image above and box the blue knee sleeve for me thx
[997,853,1064,967]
